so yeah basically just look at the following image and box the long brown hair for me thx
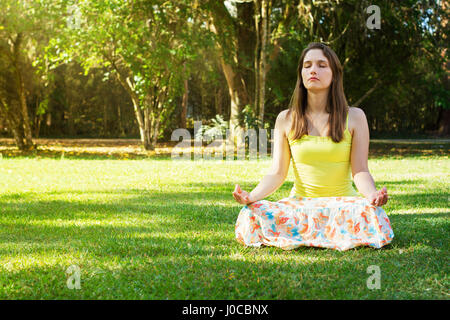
[286,42,349,143]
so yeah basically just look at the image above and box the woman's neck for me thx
[306,90,329,115]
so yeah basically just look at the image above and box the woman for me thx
[232,42,394,251]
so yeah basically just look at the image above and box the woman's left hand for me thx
[368,187,389,206]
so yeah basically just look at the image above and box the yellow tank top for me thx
[287,113,359,197]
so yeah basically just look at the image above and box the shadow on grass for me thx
[0,188,447,256]
[0,187,447,299]
[0,184,447,218]
[386,192,449,211]
[368,141,450,158]
[0,229,446,299]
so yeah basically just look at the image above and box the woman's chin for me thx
[306,86,328,92]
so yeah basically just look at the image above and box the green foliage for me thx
[236,105,273,141]
[36,98,48,116]
[0,0,447,142]
[195,114,229,144]
[238,104,261,131]
[35,0,217,143]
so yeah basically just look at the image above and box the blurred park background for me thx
[0,0,448,154]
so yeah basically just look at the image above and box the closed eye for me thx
[303,64,327,68]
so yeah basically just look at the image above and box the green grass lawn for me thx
[0,150,449,299]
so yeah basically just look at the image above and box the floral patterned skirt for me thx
[235,196,394,251]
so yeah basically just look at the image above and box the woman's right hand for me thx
[232,184,255,205]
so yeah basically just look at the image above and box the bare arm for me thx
[247,111,291,202]
[350,107,388,206]
[232,110,291,204]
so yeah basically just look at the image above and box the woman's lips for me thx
[309,77,319,81]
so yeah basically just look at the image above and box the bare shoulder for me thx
[348,107,367,136]
[276,109,291,136]
[277,109,290,121]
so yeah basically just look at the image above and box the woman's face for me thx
[301,49,333,92]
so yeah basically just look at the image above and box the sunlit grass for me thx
[0,151,449,299]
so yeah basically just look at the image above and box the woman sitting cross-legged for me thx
[232,42,394,251]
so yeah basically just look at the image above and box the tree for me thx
[44,0,209,150]
[0,0,48,150]
[436,0,449,135]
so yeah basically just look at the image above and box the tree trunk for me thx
[258,0,270,126]
[34,114,42,138]
[103,102,108,137]
[0,99,25,150]
[16,75,34,149]
[113,68,153,150]
[215,87,223,115]
[117,102,125,137]
[254,0,261,118]
[11,33,34,150]
[267,1,292,75]
[437,0,449,136]
[220,60,248,141]
[352,79,382,107]
[33,99,42,138]
[8,119,25,150]
[143,107,153,150]
[151,107,161,149]
[150,83,169,149]
[180,62,188,129]
[131,88,152,150]
[207,2,250,145]
[109,58,149,149]
[437,108,450,136]
[67,103,75,136]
